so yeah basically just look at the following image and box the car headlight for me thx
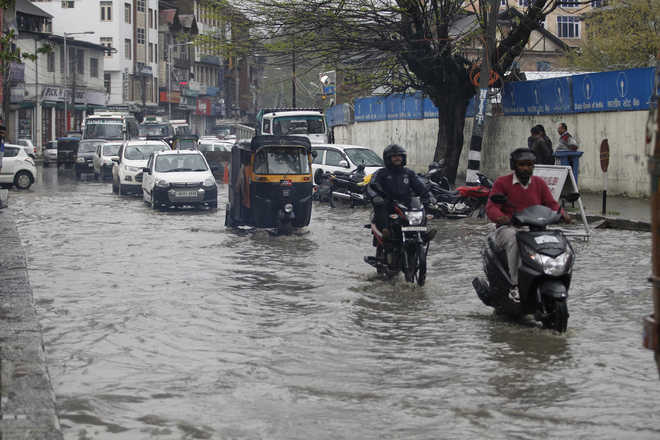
[407,211,424,226]
[76,157,85,163]
[529,251,572,276]
[156,179,170,188]
[202,177,216,187]
[125,165,140,172]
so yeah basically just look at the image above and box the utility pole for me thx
[466,0,499,185]
[291,45,296,108]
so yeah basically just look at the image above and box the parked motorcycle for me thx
[314,165,371,207]
[472,194,576,332]
[364,196,436,286]
[420,171,493,219]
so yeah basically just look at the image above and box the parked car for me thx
[141,149,218,209]
[75,139,104,178]
[311,144,383,177]
[57,137,80,167]
[0,144,37,189]
[43,141,57,166]
[93,142,121,180]
[197,141,232,179]
[17,139,36,158]
[112,140,171,195]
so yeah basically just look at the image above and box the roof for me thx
[160,9,177,26]
[240,135,312,153]
[179,14,198,32]
[19,31,108,52]
[16,0,52,18]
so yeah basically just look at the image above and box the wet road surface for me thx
[9,165,660,439]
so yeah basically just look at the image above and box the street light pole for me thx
[63,31,94,134]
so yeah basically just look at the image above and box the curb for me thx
[0,208,63,439]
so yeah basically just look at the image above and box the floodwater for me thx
[10,165,660,439]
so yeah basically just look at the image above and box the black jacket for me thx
[367,166,430,205]
[530,136,554,165]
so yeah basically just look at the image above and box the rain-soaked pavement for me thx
[8,165,660,439]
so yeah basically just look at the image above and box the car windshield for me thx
[103,144,121,156]
[199,143,231,152]
[47,142,57,150]
[344,148,383,167]
[272,116,325,135]
[124,144,168,160]
[178,139,196,149]
[79,141,101,153]
[155,154,208,172]
[84,121,124,140]
[139,124,170,137]
[253,147,310,175]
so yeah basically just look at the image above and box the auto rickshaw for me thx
[225,135,314,233]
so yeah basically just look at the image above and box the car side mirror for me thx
[142,167,151,174]
[311,151,318,158]
[339,160,349,168]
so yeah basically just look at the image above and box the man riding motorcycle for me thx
[486,147,571,302]
[365,144,434,259]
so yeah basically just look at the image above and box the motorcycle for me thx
[314,165,371,207]
[364,196,436,286]
[420,171,493,219]
[472,194,576,332]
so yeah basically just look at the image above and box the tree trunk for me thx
[433,94,469,185]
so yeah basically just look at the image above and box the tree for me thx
[208,0,560,183]
[563,0,660,71]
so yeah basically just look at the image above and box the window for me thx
[500,0,506,5]
[47,52,55,72]
[148,43,153,62]
[104,72,111,94]
[60,46,64,73]
[518,0,529,5]
[100,37,113,57]
[100,1,112,21]
[312,149,323,164]
[557,16,580,38]
[591,0,605,6]
[154,43,158,62]
[61,1,74,8]
[68,47,75,75]
[125,38,131,59]
[559,0,579,6]
[148,8,153,28]
[325,149,344,167]
[90,58,98,77]
[77,49,84,74]
[124,3,131,23]
[137,28,145,45]
[136,0,144,12]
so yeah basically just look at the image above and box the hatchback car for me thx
[112,140,171,195]
[0,144,37,189]
[93,142,121,180]
[311,144,384,177]
[76,139,104,178]
[141,150,218,209]
[17,139,36,158]
[43,141,57,166]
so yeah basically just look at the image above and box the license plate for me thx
[175,190,199,198]
[401,226,427,232]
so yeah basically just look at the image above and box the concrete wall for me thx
[333,110,650,197]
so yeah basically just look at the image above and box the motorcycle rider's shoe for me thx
[508,286,520,303]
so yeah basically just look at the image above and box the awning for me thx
[19,101,35,109]
[74,104,86,111]
[41,100,57,108]
[16,0,52,18]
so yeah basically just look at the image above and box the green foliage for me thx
[563,0,660,71]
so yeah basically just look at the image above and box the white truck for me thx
[82,112,139,141]
[256,108,328,144]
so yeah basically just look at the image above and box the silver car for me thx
[43,140,58,166]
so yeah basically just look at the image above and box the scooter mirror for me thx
[490,193,507,204]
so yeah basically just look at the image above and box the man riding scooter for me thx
[365,144,435,264]
[486,147,571,302]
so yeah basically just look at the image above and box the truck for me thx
[82,112,139,141]
[256,108,328,144]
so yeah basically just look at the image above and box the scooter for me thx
[364,196,436,286]
[472,194,576,332]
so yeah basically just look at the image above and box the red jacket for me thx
[486,174,561,222]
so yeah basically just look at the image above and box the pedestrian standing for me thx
[557,122,579,151]
[530,125,554,165]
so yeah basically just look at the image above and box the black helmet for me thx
[509,147,536,170]
[383,143,407,168]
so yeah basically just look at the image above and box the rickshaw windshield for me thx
[253,147,310,175]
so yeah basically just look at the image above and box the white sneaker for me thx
[508,286,520,303]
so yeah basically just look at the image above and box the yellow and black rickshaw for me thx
[225,135,314,233]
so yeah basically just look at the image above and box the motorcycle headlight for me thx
[76,157,85,163]
[530,251,572,276]
[156,179,170,188]
[202,177,216,187]
[284,203,293,213]
[407,211,424,226]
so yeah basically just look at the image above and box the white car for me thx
[311,144,384,178]
[17,139,37,158]
[141,150,218,210]
[93,142,121,180]
[43,140,57,165]
[112,140,171,195]
[0,144,37,189]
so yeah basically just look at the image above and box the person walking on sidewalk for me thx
[557,122,579,151]
[530,124,554,165]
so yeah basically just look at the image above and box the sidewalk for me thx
[0,206,63,439]
[569,191,650,231]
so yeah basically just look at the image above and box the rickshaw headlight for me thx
[202,177,216,187]
[156,179,170,188]
[284,203,293,213]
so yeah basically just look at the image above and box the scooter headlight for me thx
[407,211,424,226]
[284,203,293,213]
[530,252,572,276]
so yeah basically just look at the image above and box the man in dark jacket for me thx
[530,125,554,165]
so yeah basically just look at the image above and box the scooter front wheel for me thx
[543,299,569,333]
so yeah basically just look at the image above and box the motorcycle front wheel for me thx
[416,243,427,286]
[403,244,418,284]
[543,299,569,333]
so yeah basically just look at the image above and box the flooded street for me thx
[10,165,660,439]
